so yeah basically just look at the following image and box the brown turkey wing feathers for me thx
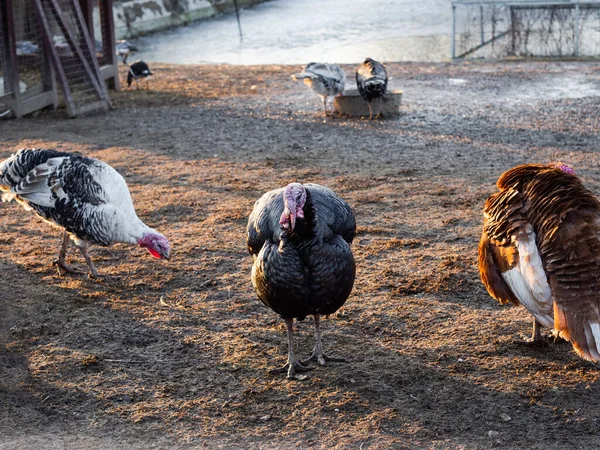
[483,163,600,361]
[478,234,520,306]
[478,187,526,306]
[496,163,551,190]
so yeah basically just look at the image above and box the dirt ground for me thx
[1,60,600,449]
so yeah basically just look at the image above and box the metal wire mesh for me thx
[15,0,45,95]
[454,2,600,59]
[0,3,9,116]
[39,0,105,107]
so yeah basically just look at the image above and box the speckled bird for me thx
[0,148,170,278]
[356,58,387,119]
[115,39,138,64]
[247,183,356,379]
[479,163,600,361]
[292,63,346,116]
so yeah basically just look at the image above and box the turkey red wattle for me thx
[148,248,162,259]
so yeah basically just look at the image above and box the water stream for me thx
[134,0,453,65]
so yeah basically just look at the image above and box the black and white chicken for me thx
[356,58,388,119]
[247,182,356,379]
[127,61,153,90]
[292,63,346,116]
[0,148,170,278]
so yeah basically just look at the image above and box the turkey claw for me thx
[302,353,346,366]
[52,260,85,276]
[269,360,314,380]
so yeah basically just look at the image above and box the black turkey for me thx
[127,61,153,89]
[479,163,600,361]
[356,58,387,119]
[0,148,170,278]
[247,182,356,379]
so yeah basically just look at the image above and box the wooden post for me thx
[451,3,456,59]
[480,5,484,46]
[101,0,120,90]
[574,2,580,57]
[510,5,516,55]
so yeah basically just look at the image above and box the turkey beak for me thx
[160,249,171,261]
[289,210,296,230]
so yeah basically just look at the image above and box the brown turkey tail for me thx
[554,303,600,361]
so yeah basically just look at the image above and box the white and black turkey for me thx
[247,182,356,379]
[479,163,600,361]
[127,61,153,89]
[292,63,346,116]
[0,148,170,278]
[356,58,387,120]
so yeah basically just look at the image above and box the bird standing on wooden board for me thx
[356,58,388,120]
[292,63,346,116]
[247,182,356,379]
[479,163,600,361]
[0,148,170,278]
[127,61,153,89]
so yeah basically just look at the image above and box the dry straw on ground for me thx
[1,61,600,449]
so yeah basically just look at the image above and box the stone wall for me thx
[104,0,267,39]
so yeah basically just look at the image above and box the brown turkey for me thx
[479,163,600,361]
[246,182,356,379]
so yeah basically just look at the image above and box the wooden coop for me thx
[0,0,119,118]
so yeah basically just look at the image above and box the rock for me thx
[499,413,512,422]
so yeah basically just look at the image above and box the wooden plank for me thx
[46,0,106,99]
[16,90,56,116]
[70,0,111,103]
[32,0,77,117]
[76,99,109,115]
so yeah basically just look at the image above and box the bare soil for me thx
[1,61,600,449]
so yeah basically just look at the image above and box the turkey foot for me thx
[53,232,84,275]
[52,259,85,275]
[517,319,549,347]
[269,360,314,381]
[302,314,345,366]
[302,351,346,366]
[270,318,314,380]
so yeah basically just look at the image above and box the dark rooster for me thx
[247,183,356,379]
[127,61,153,89]
[479,163,600,361]
[356,58,388,119]
[0,148,170,278]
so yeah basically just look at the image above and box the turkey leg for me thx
[52,232,85,275]
[531,319,543,343]
[269,318,314,380]
[302,314,346,366]
[374,96,383,119]
[322,96,329,116]
[76,243,100,279]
